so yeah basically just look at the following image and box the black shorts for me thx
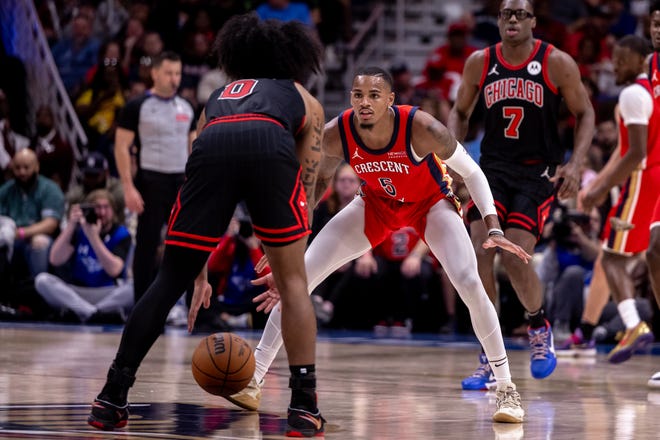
[466,159,556,238]
[164,117,310,250]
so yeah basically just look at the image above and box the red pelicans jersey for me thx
[337,105,460,246]
[605,75,660,254]
[650,52,660,228]
[337,105,454,203]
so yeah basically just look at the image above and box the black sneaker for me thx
[286,407,325,437]
[87,399,129,430]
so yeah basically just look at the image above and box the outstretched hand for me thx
[251,273,281,313]
[187,279,213,333]
[482,235,532,264]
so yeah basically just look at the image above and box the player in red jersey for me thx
[642,1,660,387]
[190,66,530,423]
[447,0,595,384]
[580,35,659,364]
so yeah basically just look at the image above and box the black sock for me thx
[98,362,136,406]
[580,322,595,341]
[528,309,546,329]
[289,365,317,412]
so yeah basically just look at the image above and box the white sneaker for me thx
[648,372,660,389]
[224,377,264,411]
[492,383,525,423]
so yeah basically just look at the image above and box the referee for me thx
[114,51,196,302]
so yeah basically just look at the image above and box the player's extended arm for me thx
[550,49,596,199]
[412,111,531,263]
[312,118,347,205]
[294,85,325,218]
[447,50,485,142]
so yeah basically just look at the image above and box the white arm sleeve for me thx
[443,143,497,218]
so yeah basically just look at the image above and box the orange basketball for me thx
[191,332,255,396]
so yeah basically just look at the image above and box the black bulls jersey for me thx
[205,78,306,135]
[478,40,562,165]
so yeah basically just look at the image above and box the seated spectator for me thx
[538,206,601,340]
[419,22,477,103]
[67,151,125,223]
[0,89,29,183]
[51,12,101,96]
[0,149,64,279]
[35,189,133,323]
[0,149,64,318]
[389,61,452,124]
[31,105,75,192]
[256,0,315,27]
[128,30,163,89]
[180,31,213,112]
[75,43,127,147]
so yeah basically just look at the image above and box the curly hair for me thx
[214,13,323,84]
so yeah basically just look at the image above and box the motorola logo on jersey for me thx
[483,78,544,109]
[527,61,542,76]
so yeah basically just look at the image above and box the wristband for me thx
[488,228,504,237]
[18,227,25,240]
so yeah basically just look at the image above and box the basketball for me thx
[191,332,255,396]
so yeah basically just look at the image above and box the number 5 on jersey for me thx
[379,177,397,197]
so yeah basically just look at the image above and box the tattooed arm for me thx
[294,83,325,220]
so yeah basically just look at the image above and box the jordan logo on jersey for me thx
[488,64,499,76]
[352,148,364,160]
[540,166,551,180]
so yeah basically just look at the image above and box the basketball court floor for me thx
[1,322,659,439]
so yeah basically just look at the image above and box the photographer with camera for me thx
[537,205,602,342]
[34,189,133,323]
[189,206,267,332]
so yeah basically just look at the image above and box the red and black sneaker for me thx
[87,399,129,431]
[286,407,325,437]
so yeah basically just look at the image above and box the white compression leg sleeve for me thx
[253,197,372,382]
[424,199,512,385]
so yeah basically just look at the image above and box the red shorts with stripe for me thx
[604,166,660,254]
[362,187,460,247]
[165,116,310,251]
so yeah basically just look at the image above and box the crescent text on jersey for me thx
[353,160,411,175]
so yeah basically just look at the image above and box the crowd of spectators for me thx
[0,0,658,342]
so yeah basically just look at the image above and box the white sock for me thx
[253,305,284,383]
[617,298,641,330]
